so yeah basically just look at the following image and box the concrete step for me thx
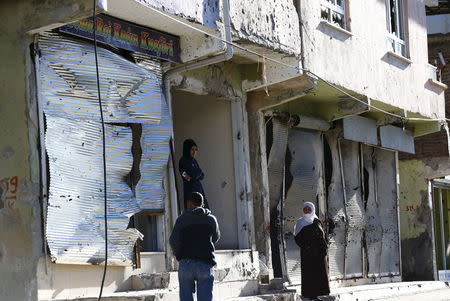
[58,289,179,301]
[130,271,259,299]
[258,278,289,295]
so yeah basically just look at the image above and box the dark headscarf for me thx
[182,139,197,158]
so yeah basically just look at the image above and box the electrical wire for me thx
[92,1,109,300]
[145,4,450,124]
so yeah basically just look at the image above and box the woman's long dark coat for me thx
[178,139,209,209]
[179,156,208,208]
[294,218,330,298]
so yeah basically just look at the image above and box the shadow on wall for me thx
[401,231,434,281]
[316,22,352,42]
[381,53,411,70]
[202,0,220,29]
[424,80,447,95]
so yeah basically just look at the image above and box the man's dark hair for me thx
[190,192,204,206]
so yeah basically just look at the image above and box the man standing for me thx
[170,192,220,301]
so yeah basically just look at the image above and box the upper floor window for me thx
[321,0,349,30]
[386,0,408,57]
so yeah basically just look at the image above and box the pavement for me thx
[382,288,450,301]
[227,281,450,301]
[329,281,450,301]
[50,281,450,301]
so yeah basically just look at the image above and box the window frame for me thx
[385,0,409,58]
[320,0,351,31]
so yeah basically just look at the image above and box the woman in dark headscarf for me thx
[294,202,330,300]
[179,139,209,209]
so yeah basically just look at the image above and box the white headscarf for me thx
[294,202,319,236]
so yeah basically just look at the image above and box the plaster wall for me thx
[301,0,445,119]
[37,253,167,300]
[135,0,301,54]
[399,157,450,280]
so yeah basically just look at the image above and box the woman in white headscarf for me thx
[294,202,329,300]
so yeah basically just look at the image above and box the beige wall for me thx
[172,90,239,249]
[301,0,445,119]
[37,253,166,300]
[399,157,450,280]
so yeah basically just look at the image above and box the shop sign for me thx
[60,14,180,62]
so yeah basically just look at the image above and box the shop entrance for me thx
[432,179,450,278]
[171,90,239,250]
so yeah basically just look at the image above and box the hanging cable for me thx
[92,1,109,300]
[144,4,449,124]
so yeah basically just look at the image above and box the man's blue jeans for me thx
[178,259,214,301]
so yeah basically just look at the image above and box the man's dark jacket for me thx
[169,207,220,266]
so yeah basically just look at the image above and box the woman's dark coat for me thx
[294,218,330,298]
[178,139,209,209]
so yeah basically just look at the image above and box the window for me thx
[321,0,348,30]
[386,0,407,57]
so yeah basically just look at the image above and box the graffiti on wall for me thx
[0,176,19,207]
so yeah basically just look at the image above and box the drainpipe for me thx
[296,0,306,70]
[162,0,233,226]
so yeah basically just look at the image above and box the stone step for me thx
[224,291,298,301]
[130,271,259,299]
[258,277,288,295]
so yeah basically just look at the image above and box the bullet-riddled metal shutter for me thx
[283,128,324,284]
[364,146,400,276]
[37,33,172,265]
[324,131,400,280]
[284,127,400,284]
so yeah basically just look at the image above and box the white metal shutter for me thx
[37,33,171,265]
[283,128,324,284]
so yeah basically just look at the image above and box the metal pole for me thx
[34,41,50,275]
[438,188,447,270]
[394,151,402,277]
[360,143,366,278]
[374,153,383,277]
[337,138,348,278]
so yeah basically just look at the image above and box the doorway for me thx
[171,90,239,250]
[432,181,450,274]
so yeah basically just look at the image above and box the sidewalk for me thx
[384,288,450,301]
[225,281,450,301]
[329,281,450,301]
[49,281,450,301]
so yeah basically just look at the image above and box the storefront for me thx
[35,13,259,300]
[431,179,450,281]
[266,114,409,285]
[35,15,181,299]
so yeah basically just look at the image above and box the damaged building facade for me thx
[249,0,446,287]
[0,0,446,300]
